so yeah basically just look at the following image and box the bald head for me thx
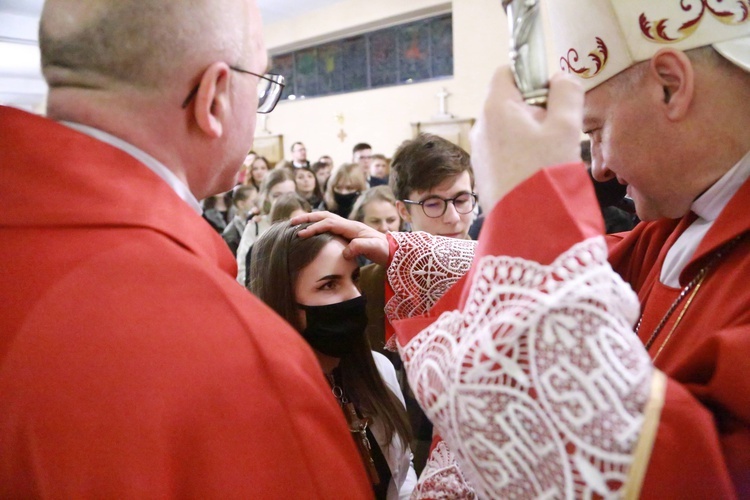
[39,0,255,91]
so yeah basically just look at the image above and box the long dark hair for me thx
[249,221,412,447]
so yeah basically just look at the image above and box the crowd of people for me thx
[2,0,748,498]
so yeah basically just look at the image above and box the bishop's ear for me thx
[649,48,694,121]
[192,62,232,138]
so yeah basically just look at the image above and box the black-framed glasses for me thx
[402,192,478,218]
[181,66,285,113]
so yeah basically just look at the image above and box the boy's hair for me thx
[352,142,371,154]
[389,133,473,201]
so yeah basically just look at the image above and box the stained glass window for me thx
[271,13,452,101]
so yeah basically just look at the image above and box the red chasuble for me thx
[0,106,372,498]
[385,163,749,499]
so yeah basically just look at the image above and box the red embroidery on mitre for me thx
[560,37,609,78]
[640,0,749,43]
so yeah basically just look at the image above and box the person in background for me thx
[241,192,312,285]
[0,0,370,495]
[294,166,324,209]
[391,133,476,240]
[290,141,310,169]
[323,163,368,219]
[350,186,403,235]
[368,154,390,187]
[353,143,372,169]
[201,190,234,233]
[312,159,333,192]
[581,139,638,234]
[236,150,257,185]
[236,167,296,285]
[247,155,271,191]
[249,221,417,500]
[318,154,334,167]
[275,159,292,170]
[269,192,312,223]
[353,143,388,188]
[348,186,405,373]
[222,184,259,256]
[350,133,478,476]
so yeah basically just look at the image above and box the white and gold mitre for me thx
[545,0,750,90]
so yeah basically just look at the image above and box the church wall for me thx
[258,0,509,165]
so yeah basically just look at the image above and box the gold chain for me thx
[636,233,746,359]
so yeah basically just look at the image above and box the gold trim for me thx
[623,370,667,500]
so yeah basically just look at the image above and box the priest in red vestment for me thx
[0,0,371,497]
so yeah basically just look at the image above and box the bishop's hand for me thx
[469,67,584,211]
[291,211,390,266]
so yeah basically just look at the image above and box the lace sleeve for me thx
[410,441,477,499]
[398,237,657,498]
[386,232,476,323]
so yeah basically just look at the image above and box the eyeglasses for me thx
[402,192,478,218]
[181,66,285,113]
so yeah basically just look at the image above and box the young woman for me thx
[236,150,257,186]
[323,163,367,218]
[294,166,324,209]
[247,155,271,191]
[313,157,334,191]
[350,186,404,234]
[269,191,312,223]
[236,168,296,285]
[249,221,417,500]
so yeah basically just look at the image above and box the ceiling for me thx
[0,0,345,110]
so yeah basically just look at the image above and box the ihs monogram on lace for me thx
[399,237,654,499]
[386,232,476,322]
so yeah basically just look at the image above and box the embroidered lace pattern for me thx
[410,441,477,499]
[399,237,654,499]
[385,232,476,349]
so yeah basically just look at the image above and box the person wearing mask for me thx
[249,221,417,500]
[323,163,368,219]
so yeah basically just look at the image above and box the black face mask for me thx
[333,191,360,216]
[298,296,368,358]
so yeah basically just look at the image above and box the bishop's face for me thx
[584,65,696,221]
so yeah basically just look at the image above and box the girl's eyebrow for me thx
[315,274,341,283]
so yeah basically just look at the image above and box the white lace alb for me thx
[398,237,653,499]
[386,232,476,349]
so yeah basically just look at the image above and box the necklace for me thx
[636,233,746,360]
[326,373,381,485]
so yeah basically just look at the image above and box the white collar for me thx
[691,149,750,221]
[661,149,750,287]
[61,121,202,214]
